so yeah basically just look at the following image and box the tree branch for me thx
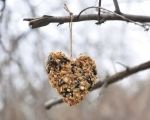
[45,60,150,110]
[24,13,150,29]
[44,99,63,109]
[77,6,149,30]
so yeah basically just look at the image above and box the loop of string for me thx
[64,4,73,58]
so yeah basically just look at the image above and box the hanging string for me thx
[64,4,73,58]
[69,13,73,58]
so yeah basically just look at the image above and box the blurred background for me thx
[0,0,150,120]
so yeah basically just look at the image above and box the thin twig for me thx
[45,60,150,109]
[116,61,130,71]
[44,99,63,109]
[0,0,6,21]
[77,6,150,30]
[0,39,9,53]
[113,0,121,13]
[97,0,102,24]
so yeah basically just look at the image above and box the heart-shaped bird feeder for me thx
[45,52,97,106]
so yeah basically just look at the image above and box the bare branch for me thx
[24,15,53,28]
[92,60,150,90]
[0,0,6,21]
[44,99,63,109]
[113,0,121,13]
[77,6,149,30]
[45,60,150,110]
[24,12,150,29]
